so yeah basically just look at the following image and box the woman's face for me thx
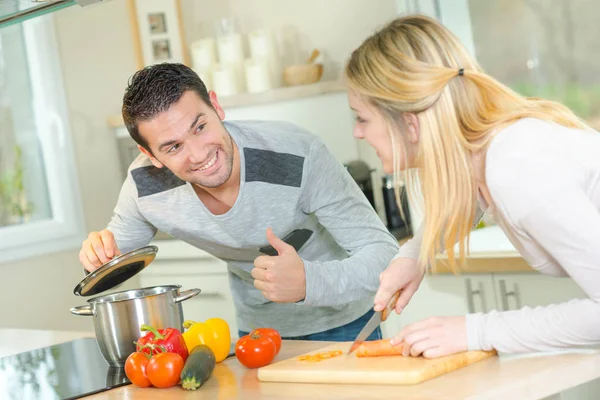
[348,90,417,174]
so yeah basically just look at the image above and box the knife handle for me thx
[381,291,401,321]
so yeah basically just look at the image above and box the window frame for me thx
[0,15,85,264]
[398,0,476,57]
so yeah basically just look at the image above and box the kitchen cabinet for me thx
[381,272,587,339]
[381,274,496,338]
[491,273,587,311]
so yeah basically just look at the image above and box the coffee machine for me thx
[344,160,412,239]
[381,175,412,239]
[344,160,376,209]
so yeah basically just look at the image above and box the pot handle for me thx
[70,305,93,316]
[174,288,201,303]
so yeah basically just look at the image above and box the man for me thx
[79,63,399,341]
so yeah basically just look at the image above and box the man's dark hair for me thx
[122,63,212,153]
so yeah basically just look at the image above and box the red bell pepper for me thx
[135,324,188,362]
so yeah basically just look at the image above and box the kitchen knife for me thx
[347,290,401,355]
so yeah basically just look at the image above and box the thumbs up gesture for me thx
[252,228,306,303]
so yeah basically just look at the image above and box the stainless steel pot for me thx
[70,285,200,367]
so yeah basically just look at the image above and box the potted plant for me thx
[0,145,34,227]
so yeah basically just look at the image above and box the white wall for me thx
[226,92,359,163]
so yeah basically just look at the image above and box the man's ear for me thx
[404,113,420,145]
[208,91,226,121]
[138,145,164,168]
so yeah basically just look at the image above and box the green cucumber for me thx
[180,344,216,390]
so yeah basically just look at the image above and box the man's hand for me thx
[374,257,425,314]
[252,228,306,303]
[391,316,468,358]
[79,229,121,272]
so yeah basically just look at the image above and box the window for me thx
[399,0,599,248]
[403,0,599,126]
[0,15,84,263]
[467,0,599,126]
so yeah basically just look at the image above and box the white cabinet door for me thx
[489,274,596,400]
[491,273,587,311]
[139,269,239,338]
[560,378,600,400]
[140,240,239,338]
[381,274,496,338]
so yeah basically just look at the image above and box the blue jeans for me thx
[238,308,382,342]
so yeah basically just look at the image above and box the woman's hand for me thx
[391,316,467,358]
[374,257,425,314]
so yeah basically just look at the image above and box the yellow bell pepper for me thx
[182,318,231,362]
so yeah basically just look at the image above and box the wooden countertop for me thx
[433,251,533,274]
[2,329,600,399]
[398,225,536,274]
[397,244,534,275]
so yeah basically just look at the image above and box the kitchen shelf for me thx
[217,79,346,108]
[107,79,347,128]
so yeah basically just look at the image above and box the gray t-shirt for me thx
[107,119,399,336]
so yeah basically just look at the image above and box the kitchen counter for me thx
[2,329,600,399]
[433,251,533,274]
[401,225,536,274]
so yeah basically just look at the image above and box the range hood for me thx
[0,0,112,29]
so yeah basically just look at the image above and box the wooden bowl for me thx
[283,63,324,86]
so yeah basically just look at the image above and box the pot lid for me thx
[73,245,158,297]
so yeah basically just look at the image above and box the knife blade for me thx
[347,291,401,355]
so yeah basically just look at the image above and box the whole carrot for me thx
[355,339,404,357]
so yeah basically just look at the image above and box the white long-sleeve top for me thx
[397,117,600,353]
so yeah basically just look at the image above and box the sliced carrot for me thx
[317,350,342,359]
[355,339,404,357]
[297,350,343,362]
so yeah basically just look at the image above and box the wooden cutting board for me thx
[257,341,496,385]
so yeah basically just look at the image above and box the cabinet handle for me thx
[499,279,522,311]
[465,278,488,313]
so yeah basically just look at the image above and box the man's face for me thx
[137,91,235,189]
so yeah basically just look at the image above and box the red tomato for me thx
[251,328,282,355]
[146,352,184,388]
[235,331,277,369]
[124,352,151,388]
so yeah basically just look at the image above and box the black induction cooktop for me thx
[0,338,130,400]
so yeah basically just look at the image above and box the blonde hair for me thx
[344,14,587,273]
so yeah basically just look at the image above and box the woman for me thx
[344,14,600,358]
